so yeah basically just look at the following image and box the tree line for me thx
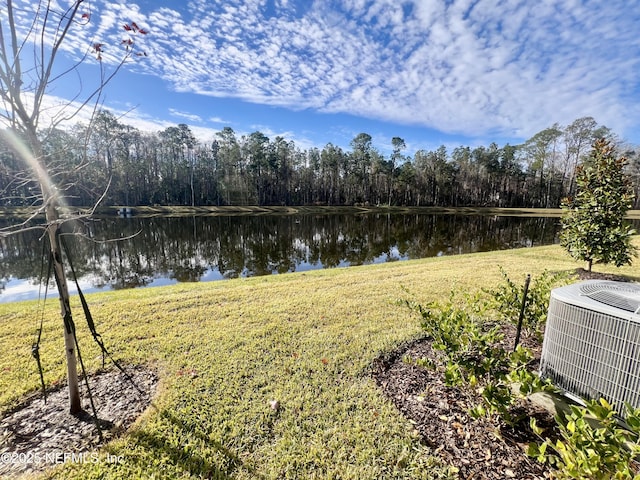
[2,113,639,209]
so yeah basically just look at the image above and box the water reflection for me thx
[0,213,560,302]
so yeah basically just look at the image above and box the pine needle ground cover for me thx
[1,242,639,479]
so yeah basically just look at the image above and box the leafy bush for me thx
[406,271,640,478]
[529,399,640,479]
[404,289,550,425]
[485,267,570,337]
[471,347,557,426]
[485,271,640,477]
[405,291,506,387]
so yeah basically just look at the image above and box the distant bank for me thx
[106,205,640,219]
[2,205,640,219]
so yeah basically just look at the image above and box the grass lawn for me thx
[1,241,640,479]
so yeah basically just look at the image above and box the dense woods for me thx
[2,114,639,209]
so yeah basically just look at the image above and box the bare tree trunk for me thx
[45,208,82,414]
[28,128,82,413]
[31,120,83,410]
[190,160,195,207]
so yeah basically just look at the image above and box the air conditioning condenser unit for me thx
[540,280,640,416]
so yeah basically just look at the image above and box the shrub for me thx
[404,288,553,426]
[484,267,570,337]
[529,399,640,479]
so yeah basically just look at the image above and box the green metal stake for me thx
[513,274,531,352]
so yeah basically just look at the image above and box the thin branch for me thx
[31,1,85,129]
[0,210,47,237]
[48,47,91,85]
[60,228,143,244]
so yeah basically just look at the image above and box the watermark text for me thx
[1,451,125,466]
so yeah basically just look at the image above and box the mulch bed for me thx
[372,269,635,479]
[0,365,158,479]
[573,267,631,282]
[373,326,554,479]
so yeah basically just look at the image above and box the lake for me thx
[0,212,562,303]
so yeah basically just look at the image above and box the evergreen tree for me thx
[560,139,636,271]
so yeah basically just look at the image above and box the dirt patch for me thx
[0,366,158,479]
[574,267,632,282]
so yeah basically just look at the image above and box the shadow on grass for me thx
[127,409,262,479]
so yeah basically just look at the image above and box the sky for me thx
[5,0,640,155]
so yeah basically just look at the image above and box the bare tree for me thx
[0,0,148,413]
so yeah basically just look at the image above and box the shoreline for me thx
[3,204,640,218]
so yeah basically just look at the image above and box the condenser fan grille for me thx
[540,281,640,417]
[579,281,640,313]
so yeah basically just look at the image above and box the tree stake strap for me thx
[60,234,147,397]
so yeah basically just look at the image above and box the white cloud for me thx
[169,108,202,123]
[6,0,640,142]
[209,116,231,124]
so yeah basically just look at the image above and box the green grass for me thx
[2,242,640,479]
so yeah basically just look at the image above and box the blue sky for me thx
[7,0,640,155]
